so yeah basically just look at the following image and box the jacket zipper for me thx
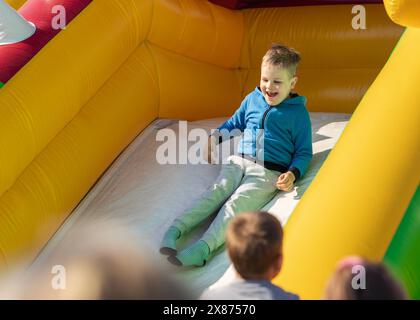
[260,106,273,130]
[256,106,273,158]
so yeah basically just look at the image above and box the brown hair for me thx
[226,212,283,279]
[324,257,408,300]
[262,44,301,77]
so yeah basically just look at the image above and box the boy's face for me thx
[260,63,297,106]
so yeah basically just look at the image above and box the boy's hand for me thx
[203,136,217,164]
[276,171,296,192]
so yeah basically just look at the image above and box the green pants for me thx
[172,155,281,252]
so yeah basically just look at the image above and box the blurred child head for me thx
[324,256,408,300]
[226,211,283,280]
[260,44,300,106]
[5,221,191,300]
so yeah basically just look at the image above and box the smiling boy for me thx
[160,44,313,267]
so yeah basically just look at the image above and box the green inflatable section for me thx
[384,185,420,299]
[0,82,4,89]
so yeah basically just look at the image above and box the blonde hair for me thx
[10,222,191,300]
[226,212,283,279]
[262,44,301,77]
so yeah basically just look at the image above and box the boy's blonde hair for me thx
[226,212,283,279]
[262,44,301,77]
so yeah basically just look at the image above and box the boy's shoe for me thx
[167,240,210,267]
[159,226,181,256]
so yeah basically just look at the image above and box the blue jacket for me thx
[217,87,313,179]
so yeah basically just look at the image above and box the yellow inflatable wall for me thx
[274,0,420,298]
[7,0,25,9]
[1,0,417,299]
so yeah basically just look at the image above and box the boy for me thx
[160,44,312,267]
[200,212,299,300]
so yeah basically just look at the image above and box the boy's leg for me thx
[173,162,280,266]
[160,156,246,254]
[171,155,246,235]
[200,162,280,252]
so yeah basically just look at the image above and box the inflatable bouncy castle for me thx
[0,0,419,299]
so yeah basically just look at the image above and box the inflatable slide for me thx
[0,0,419,299]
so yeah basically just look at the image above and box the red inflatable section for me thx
[0,0,92,84]
[209,0,382,9]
